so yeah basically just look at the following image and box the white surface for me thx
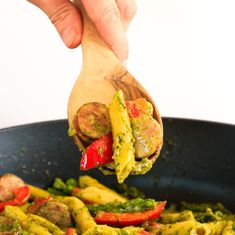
[0,0,235,128]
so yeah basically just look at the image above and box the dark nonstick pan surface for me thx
[0,118,234,211]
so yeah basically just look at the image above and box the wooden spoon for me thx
[68,1,163,152]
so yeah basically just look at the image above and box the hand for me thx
[28,0,137,61]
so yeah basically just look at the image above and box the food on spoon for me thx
[69,90,163,183]
[0,174,234,235]
[126,98,162,158]
[74,102,111,140]
[80,133,113,170]
[109,90,136,183]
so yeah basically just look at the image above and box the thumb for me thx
[81,0,128,61]
[28,0,82,48]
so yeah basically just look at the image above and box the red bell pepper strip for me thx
[66,228,77,235]
[95,201,166,226]
[27,196,52,214]
[142,220,162,230]
[126,101,141,118]
[0,185,30,212]
[80,133,113,170]
[71,187,81,194]
[80,103,144,170]
[139,230,153,235]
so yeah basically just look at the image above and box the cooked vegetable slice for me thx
[95,201,166,226]
[0,185,30,212]
[126,98,153,118]
[75,102,111,139]
[65,228,77,235]
[80,133,113,170]
[109,90,135,183]
[126,98,163,159]
[27,196,52,214]
[138,230,153,235]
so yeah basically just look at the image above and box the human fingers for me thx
[115,0,137,31]
[81,0,128,61]
[28,0,82,48]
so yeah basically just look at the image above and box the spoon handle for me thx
[73,0,119,71]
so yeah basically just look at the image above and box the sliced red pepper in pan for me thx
[27,196,52,214]
[80,133,113,170]
[95,201,166,226]
[71,187,81,194]
[0,185,30,212]
[138,230,153,235]
[65,228,77,235]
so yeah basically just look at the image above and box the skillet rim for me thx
[0,117,234,133]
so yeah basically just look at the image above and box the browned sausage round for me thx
[0,174,24,202]
[132,116,163,158]
[126,98,163,159]
[36,201,72,228]
[76,102,111,139]
[73,114,92,144]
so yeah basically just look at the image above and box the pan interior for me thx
[0,118,234,211]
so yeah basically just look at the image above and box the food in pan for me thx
[69,90,163,183]
[0,174,234,235]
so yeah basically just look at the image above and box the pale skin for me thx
[27,0,137,61]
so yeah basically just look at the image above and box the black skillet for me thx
[0,118,234,211]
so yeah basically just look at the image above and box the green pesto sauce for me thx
[194,208,220,223]
[131,158,153,175]
[147,102,154,116]
[114,183,145,199]
[232,223,235,231]
[68,125,76,137]
[87,198,156,216]
[179,201,231,214]
[0,216,21,232]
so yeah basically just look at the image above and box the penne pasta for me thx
[77,186,126,204]
[28,184,51,199]
[56,196,97,233]
[109,90,135,183]
[28,214,65,235]
[4,206,52,235]
[79,175,127,202]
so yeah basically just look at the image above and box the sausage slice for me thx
[76,102,111,139]
[126,99,163,159]
[36,201,72,228]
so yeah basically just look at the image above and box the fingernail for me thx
[61,27,76,48]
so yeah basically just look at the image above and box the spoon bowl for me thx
[68,1,163,152]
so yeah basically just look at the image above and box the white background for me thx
[0,0,235,128]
